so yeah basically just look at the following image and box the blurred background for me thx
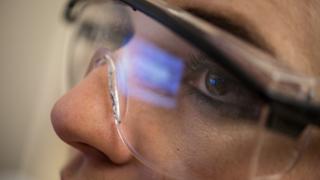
[0,0,71,179]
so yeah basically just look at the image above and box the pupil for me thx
[205,72,227,96]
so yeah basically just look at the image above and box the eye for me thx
[189,68,253,107]
[188,68,262,120]
[185,53,236,102]
[193,69,231,99]
[205,71,228,96]
[189,66,263,111]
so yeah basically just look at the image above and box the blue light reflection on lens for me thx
[117,39,184,108]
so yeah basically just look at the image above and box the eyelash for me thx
[185,55,253,109]
[187,85,223,107]
[186,56,228,106]
[185,68,260,120]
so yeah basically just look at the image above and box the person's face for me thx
[51,0,320,179]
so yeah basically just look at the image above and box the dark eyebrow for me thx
[186,8,275,56]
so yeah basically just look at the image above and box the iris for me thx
[205,72,227,96]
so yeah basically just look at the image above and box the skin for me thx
[51,0,320,179]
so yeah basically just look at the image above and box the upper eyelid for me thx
[188,53,211,69]
[186,53,236,80]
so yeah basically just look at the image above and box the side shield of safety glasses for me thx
[64,0,320,179]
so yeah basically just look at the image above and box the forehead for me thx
[167,0,317,28]
[164,0,320,75]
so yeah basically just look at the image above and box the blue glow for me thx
[117,39,184,108]
[133,41,183,95]
[209,79,216,86]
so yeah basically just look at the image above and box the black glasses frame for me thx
[64,0,320,137]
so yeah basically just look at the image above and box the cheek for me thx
[174,105,259,179]
[117,90,260,179]
[180,124,258,179]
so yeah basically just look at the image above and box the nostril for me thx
[51,102,120,165]
[71,142,114,163]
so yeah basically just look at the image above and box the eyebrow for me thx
[186,8,275,56]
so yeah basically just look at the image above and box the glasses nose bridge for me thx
[89,47,122,124]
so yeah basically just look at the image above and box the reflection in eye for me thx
[186,54,261,119]
[186,54,237,103]
[205,71,228,96]
[189,69,239,105]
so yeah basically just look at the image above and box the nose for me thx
[51,56,132,164]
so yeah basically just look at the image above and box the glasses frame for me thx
[64,0,320,138]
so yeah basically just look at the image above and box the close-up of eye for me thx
[192,69,230,99]
[187,69,253,118]
[185,54,252,108]
[204,71,228,96]
[192,69,254,105]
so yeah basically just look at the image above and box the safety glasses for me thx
[64,0,320,179]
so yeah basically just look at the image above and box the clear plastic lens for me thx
[67,1,133,88]
[67,1,311,179]
[251,127,310,180]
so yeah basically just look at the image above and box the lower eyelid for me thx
[183,61,257,108]
[186,85,225,107]
[185,85,260,119]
